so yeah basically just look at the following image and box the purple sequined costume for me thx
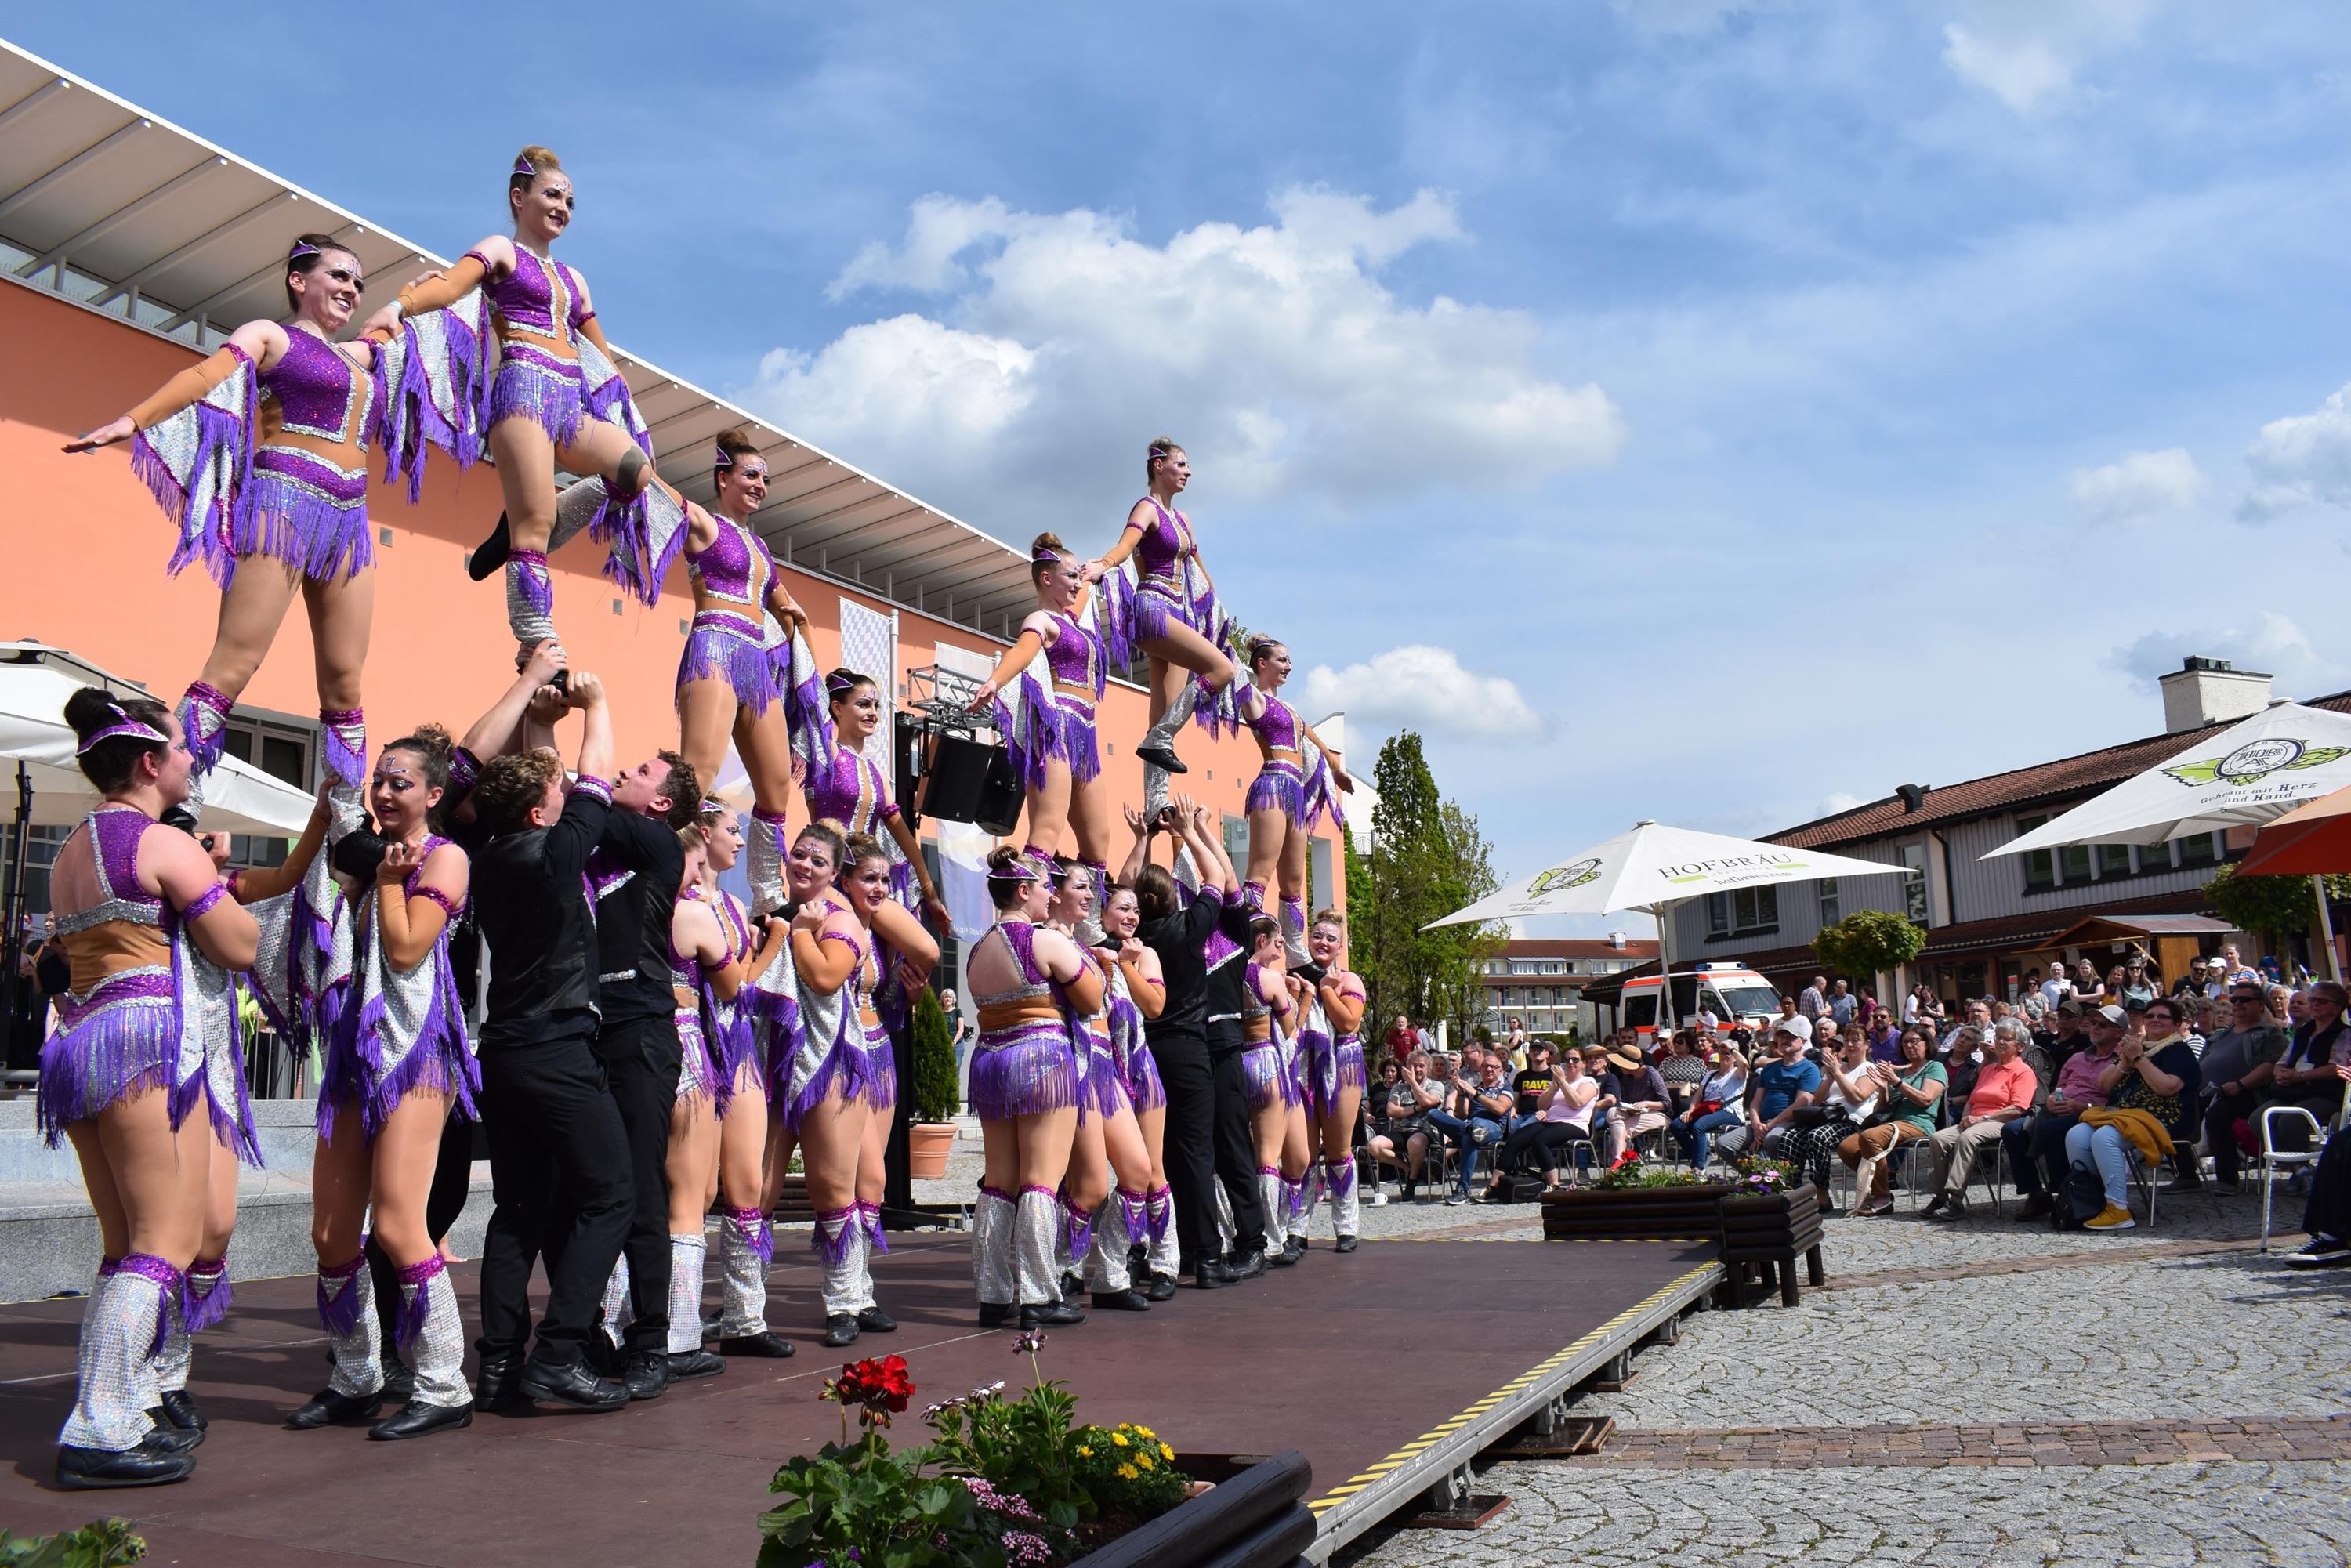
[676,514,791,714]
[38,809,222,1143]
[1299,976,1370,1121]
[991,607,1106,790]
[1238,960,1301,1113]
[703,890,765,1106]
[129,329,381,591]
[1125,497,1226,648]
[966,921,1082,1122]
[1070,947,1134,1121]
[668,916,725,1109]
[1101,948,1166,1114]
[779,918,893,1130]
[1242,690,1341,833]
[318,836,477,1143]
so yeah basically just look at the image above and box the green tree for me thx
[907,986,959,1124]
[2204,864,2351,946]
[1812,910,1928,1001]
[1345,732,1506,1037]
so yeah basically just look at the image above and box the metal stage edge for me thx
[1301,1250,1723,1563]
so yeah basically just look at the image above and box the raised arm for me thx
[150,826,258,969]
[464,641,569,761]
[230,787,335,904]
[1082,507,1152,581]
[65,321,282,452]
[1299,720,1353,790]
[969,616,1052,712]
[1118,806,1156,888]
[880,814,949,932]
[792,907,863,995]
[570,672,615,786]
[390,246,498,321]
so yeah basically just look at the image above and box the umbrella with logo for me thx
[1426,820,1915,1032]
[1983,701,2351,980]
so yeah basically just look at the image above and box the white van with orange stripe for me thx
[1621,963,1781,1052]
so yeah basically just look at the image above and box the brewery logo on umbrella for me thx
[1526,858,1603,896]
[2162,737,2350,788]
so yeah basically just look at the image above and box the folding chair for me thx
[2257,1105,2327,1253]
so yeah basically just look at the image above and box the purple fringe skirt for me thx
[1241,1040,1293,1114]
[676,613,785,715]
[676,1009,721,1107]
[1302,1036,1368,1121]
[317,1012,479,1146]
[37,977,197,1145]
[861,1023,897,1114]
[969,1021,1081,1123]
[1246,759,1310,821]
[1122,1039,1166,1114]
[1132,578,1219,646]
[779,1032,869,1133]
[230,462,372,585]
[1081,1038,1129,1121]
[485,348,586,450]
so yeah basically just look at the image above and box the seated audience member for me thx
[1666,1042,1749,1172]
[2258,980,2350,1154]
[1922,1018,2037,1219]
[1487,1048,1599,1195]
[2063,995,2203,1231]
[2182,981,2288,1193]
[1838,1027,1946,1216]
[1511,1043,1557,1130]
[1784,1027,1878,1211]
[1657,1029,1708,1117]
[1424,1048,1513,1206]
[1942,1025,1984,1106]
[1712,1018,1821,1162]
[2011,1004,2124,1221]
[1372,1052,1442,1197]
[1597,1045,1670,1167]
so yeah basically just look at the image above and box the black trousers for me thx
[2304,1126,2351,1242]
[1151,1034,1219,1276]
[475,1032,632,1367]
[594,1012,682,1354]
[2203,1088,2260,1184]
[369,1106,478,1360]
[2004,1110,2079,1197]
[1209,1042,1266,1259]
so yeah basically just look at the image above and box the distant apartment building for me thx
[1477,934,1659,1040]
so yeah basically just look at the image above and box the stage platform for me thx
[0,1231,1719,1564]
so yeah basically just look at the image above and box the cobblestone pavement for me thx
[1340,1182,2351,1567]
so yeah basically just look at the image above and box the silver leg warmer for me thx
[1141,678,1198,755]
[318,1255,383,1400]
[717,1211,771,1338]
[816,1208,864,1320]
[600,1255,633,1351]
[402,1262,472,1408]
[57,1262,168,1454]
[1325,1156,1361,1240]
[505,552,556,647]
[1082,1194,1132,1292]
[1013,1187,1063,1306]
[549,476,604,552]
[1213,1178,1237,1256]
[666,1233,708,1355]
[1257,1168,1288,1250]
[973,1188,1016,1307]
[746,810,789,919]
[151,1286,190,1397]
[1144,1186,1182,1279]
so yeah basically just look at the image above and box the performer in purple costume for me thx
[801,672,948,931]
[287,730,476,1441]
[1082,438,1240,783]
[364,147,690,653]
[66,235,391,815]
[970,533,1121,898]
[676,429,820,915]
[965,849,1099,1331]
[1297,911,1369,1253]
[1239,918,1313,1264]
[42,689,258,1490]
[1235,639,1353,959]
[1096,872,1180,1294]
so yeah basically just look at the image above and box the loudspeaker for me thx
[921,733,1023,835]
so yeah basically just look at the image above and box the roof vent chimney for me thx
[2158,655,2271,734]
[1896,783,1926,813]
[1607,930,1626,949]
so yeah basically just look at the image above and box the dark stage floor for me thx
[0,1233,1716,1564]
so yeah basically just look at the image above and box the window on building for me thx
[2059,843,2091,883]
[1818,881,1840,928]
[2097,842,2132,878]
[1708,895,1730,936]
[2018,813,2056,891]
[2178,833,2219,867]
[1896,842,1929,921]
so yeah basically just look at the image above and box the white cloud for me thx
[738,187,1625,516]
[1299,644,1545,742]
[2067,447,2207,522]
[2106,611,2350,698]
[1940,1,2157,115]
[2239,382,2351,521]
[1819,791,1867,816]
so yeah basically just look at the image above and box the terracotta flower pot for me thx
[907,1121,956,1180]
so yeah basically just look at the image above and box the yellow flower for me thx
[1117,1465,1138,1480]
[1136,1454,1153,1470]
[1160,1443,1175,1461]
[1076,1447,1092,1458]
[1110,1433,1128,1447]
[1132,1425,1154,1439]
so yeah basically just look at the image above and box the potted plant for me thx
[907,986,960,1180]
[1541,1153,1730,1242]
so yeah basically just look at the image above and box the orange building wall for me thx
[0,277,1330,890]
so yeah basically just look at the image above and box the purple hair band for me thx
[76,703,168,755]
[288,241,322,261]
[712,444,734,469]
[512,155,538,177]
[987,861,1044,885]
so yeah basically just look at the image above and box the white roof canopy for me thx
[0,38,1038,640]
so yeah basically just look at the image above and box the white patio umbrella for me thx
[0,655,314,836]
[1427,820,1916,1029]
[1983,700,2351,980]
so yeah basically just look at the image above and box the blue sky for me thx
[19,2,2351,932]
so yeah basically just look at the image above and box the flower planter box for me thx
[1070,1448,1315,1568]
[1719,1182,1825,1308]
[1541,1182,1730,1243]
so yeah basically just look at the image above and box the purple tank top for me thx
[686,514,774,617]
[486,249,586,341]
[805,744,899,831]
[1045,610,1101,695]
[92,809,164,922]
[1132,498,1194,583]
[1248,691,1300,751]
[262,328,371,447]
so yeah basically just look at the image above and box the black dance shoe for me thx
[466,513,513,581]
[623,1351,672,1401]
[368,1401,473,1441]
[821,1315,861,1348]
[519,1356,629,1412]
[1136,743,1187,775]
[665,1349,727,1382]
[1143,1272,1178,1302]
[286,1387,385,1429]
[139,1412,201,1453]
[719,1331,796,1359]
[1091,1289,1151,1313]
[158,1389,207,1431]
[855,1306,898,1334]
[55,1443,195,1490]
[1291,1232,1313,1255]
[1190,1262,1235,1291]
[1128,1243,1150,1279]
[1335,1234,1359,1254]
[1266,1240,1300,1268]
[978,1301,1017,1327]
[1058,1270,1085,1303]
[702,1311,724,1340]
[473,1353,528,1411]
[1228,1249,1268,1280]
[1020,1301,1086,1329]
[379,1352,417,1403]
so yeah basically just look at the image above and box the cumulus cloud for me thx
[2239,382,2351,522]
[1941,0,2156,115]
[738,186,1625,517]
[1299,644,1545,742]
[2106,611,2350,698]
[2067,447,2207,522]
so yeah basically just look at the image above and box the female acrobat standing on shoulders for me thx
[1235,639,1351,956]
[288,729,476,1442]
[1082,438,1239,786]
[673,429,820,915]
[364,147,690,652]
[965,849,1101,1330]
[972,534,1125,900]
[1048,861,1163,1313]
[1294,911,1368,1252]
[42,689,258,1490]
[67,236,392,813]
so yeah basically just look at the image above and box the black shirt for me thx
[473,778,611,1048]
[1138,885,1255,1048]
[591,807,686,1027]
[1512,1067,1550,1117]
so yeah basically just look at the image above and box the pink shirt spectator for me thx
[2053,1048,2114,1108]
[1965,1058,2037,1119]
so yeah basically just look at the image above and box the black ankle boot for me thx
[821,1315,860,1348]
[467,513,513,581]
[55,1443,195,1490]
[286,1387,384,1429]
[1020,1300,1086,1329]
